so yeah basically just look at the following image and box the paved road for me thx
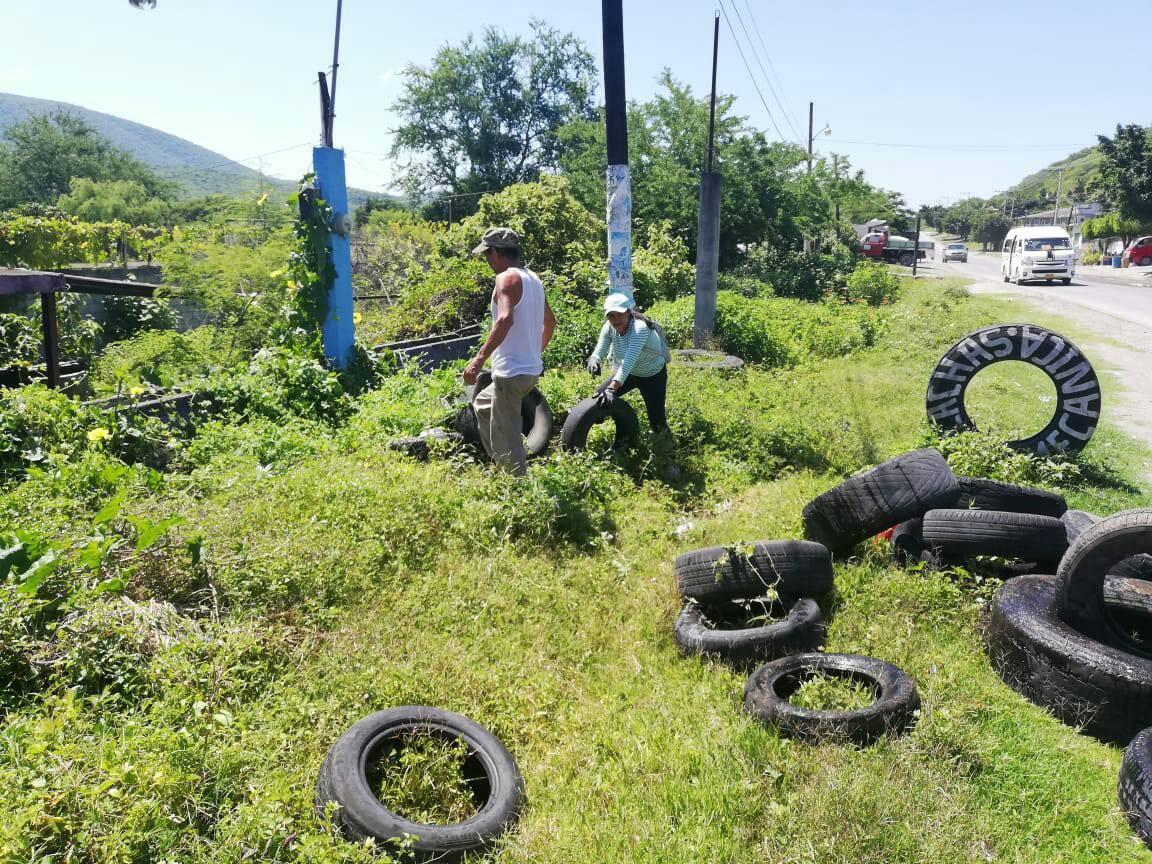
[917,233,1152,481]
[922,235,1152,329]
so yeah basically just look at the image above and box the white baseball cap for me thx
[603,292,634,315]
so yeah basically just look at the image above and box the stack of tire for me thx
[671,541,834,667]
[890,476,1072,572]
[980,509,1152,846]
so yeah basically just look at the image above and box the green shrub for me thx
[99,294,175,344]
[89,327,228,392]
[632,220,695,309]
[0,313,40,368]
[839,260,902,306]
[376,257,492,341]
[183,417,335,474]
[930,430,1082,489]
[0,385,85,478]
[542,290,602,369]
[716,273,771,298]
[732,244,857,301]
[200,348,351,427]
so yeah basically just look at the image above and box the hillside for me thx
[0,92,391,207]
[1005,145,1104,203]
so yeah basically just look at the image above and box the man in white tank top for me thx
[464,228,556,476]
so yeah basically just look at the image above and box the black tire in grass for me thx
[1055,509,1152,657]
[1061,509,1101,544]
[921,509,1067,564]
[674,541,834,602]
[458,372,554,458]
[1120,726,1152,849]
[889,518,942,569]
[953,476,1067,518]
[1113,554,1152,582]
[743,653,921,745]
[801,448,961,554]
[559,395,640,452]
[316,707,525,860]
[985,575,1152,745]
[673,597,825,666]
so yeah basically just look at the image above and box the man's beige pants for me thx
[473,373,539,476]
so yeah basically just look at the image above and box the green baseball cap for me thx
[472,227,521,256]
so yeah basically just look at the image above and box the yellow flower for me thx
[129,386,145,397]
[87,428,111,443]
[353,311,363,325]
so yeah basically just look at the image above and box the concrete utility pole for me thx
[911,214,921,277]
[1053,169,1064,227]
[693,12,722,347]
[602,0,633,302]
[807,101,814,174]
[312,0,355,368]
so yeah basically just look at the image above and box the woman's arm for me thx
[589,321,612,363]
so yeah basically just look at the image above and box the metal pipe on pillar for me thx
[602,0,633,302]
[693,12,722,347]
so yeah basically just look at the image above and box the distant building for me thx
[1014,202,1102,248]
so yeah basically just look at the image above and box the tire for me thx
[1104,577,1152,648]
[1139,256,1152,267]
[674,540,834,601]
[801,448,961,555]
[889,518,942,569]
[1062,278,1072,286]
[985,575,1152,745]
[1120,727,1152,849]
[952,476,1067,518]
[1061,509,1101,544]
[1055,509,1152,656]
[921,509,1067,564]
[926,323,1102,457]
[387,431,465,461]
[1114,555,1152,581]
[559,395,640,451]
[316,707,525,860]
[671,349,745,371]
[896,251,914,267]
[458,373,553,459]
[743,653,921,745]
[673,597,825,666]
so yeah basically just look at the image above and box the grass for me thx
[1,277,1151,863]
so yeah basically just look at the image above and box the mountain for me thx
[1004,145,1104,204]
[0,92,395,208]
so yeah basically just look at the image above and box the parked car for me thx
[942,243,968,263]
[1122,236,1152,267]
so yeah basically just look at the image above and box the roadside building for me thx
[1014,202,1102,249]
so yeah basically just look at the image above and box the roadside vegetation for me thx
[3,17,1152,863]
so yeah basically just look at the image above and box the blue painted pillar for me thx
[312,146,355,368]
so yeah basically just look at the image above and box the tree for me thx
[57,178,171,225]
[559,73,809,266]
[0,111,175,210]
[971,209,1011,251]
[1097,124,1152,225]
[390,21,597,213]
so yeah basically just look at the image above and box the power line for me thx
[730,0,803,146]
[825,138,1091,152]
[741,0,802,143]
[717,0,785,142]
[161,142,315,180]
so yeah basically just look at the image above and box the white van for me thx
[1001,226,1075,285]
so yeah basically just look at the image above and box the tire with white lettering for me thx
[953,476,1067,518]
[673,597,826,666]
[986,574,1152,745]
[925,324,1102,457]
[801,448,961,555]
[1119,727,1152,849]
[1054,509,1152,656]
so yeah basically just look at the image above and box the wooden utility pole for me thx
[911,214,922,277]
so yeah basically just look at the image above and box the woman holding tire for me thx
[586,293,670,438]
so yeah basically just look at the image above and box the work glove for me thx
[596,387,616,407]
[586,356,601,375]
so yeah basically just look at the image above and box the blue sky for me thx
[1,0,1148,208]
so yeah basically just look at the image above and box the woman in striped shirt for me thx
[587,292,669,434]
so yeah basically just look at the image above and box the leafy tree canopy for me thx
[390,20,597,215]
[57,178,171,226]
[1097,124,1152,225]
[0,111,176,210]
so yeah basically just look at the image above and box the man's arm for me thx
[541,298,557,351]
[463,271,523,384]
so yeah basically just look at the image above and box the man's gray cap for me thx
[472,227,521,256]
